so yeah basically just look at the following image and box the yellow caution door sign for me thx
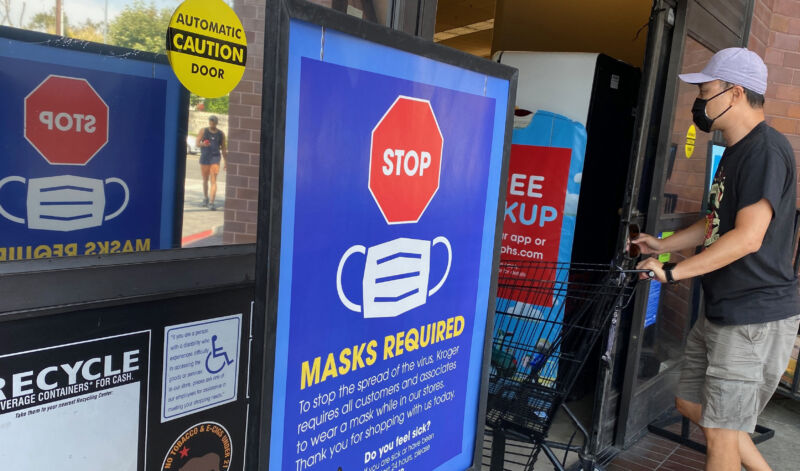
[166,0,247,98]
[685,124,696,158]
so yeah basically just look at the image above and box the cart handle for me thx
[615,267,655,279]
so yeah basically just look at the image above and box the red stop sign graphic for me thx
[369,96,443,224]
[24,75,109,165]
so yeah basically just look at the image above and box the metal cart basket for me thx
[486,260,644,471]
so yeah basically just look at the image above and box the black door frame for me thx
[614,0,755,448]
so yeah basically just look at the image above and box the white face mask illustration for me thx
[0,175,129,231]
[337,237,452,318]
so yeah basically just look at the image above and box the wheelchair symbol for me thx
[205,335,234,374]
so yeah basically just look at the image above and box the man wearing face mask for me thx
[632,48,800,471]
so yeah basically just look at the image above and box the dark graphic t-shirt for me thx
[702,121,799,325]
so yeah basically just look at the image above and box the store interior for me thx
[433,0,658,466]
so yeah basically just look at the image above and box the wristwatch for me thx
[662,262,678,284]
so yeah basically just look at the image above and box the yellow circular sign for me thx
[166,0,247,98]
[685,124,696,158]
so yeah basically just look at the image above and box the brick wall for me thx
[749,0,800,206]
[224,0,266,244]
[225,1,337,244]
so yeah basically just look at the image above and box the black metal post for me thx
[491,428,506,471]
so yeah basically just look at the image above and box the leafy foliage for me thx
[204,95,229,114]
[108,0,171,54]
[26,7,103,42]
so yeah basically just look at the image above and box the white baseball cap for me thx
[679,47,768,95]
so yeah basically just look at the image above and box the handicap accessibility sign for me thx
[205,334,235,374]
[161,314,242,422]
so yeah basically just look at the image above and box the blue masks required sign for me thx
[269,20,512,471]
[0,37,183,261]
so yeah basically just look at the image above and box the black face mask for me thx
[692,87,733,132]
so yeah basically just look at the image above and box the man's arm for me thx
[221,132,228,159]
[196,128,206,147]
[638,199,772,282]
[633,218,706,255]
[221,133,227,169]
[671,199,771,280]
[659,218,707,253]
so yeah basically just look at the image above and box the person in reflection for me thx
[632,48,800,471]
[196,115,227,211]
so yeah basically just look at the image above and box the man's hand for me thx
[636,257,666,282]
[631,233,664,255]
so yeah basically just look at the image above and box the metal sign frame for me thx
[251,1,517,469]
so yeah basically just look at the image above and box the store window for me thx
[308,0,395,27]
[0,0,265,263]
[637,35,716,384]
[661,36,714,217]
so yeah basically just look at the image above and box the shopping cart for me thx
[485,260,649,471]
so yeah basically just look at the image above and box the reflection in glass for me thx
[0,0,261,263]
[638,36,716,383]
[662,36,714,216]
[307,0,394,27]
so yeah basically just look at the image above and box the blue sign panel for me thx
[270,20,511,471]
[0,37,183,261]
[644,279,661,328]
[511,111,587,266]
[495,111,587,386]
[709,144,725,191]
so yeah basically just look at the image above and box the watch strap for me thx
[662,262,677,284]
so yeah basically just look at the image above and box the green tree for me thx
[190,94,229,114]
[190,93,204,108]
[71,19,104,42]
[204,96,229,114]
[108,1,171,54]
[26,7,103,42]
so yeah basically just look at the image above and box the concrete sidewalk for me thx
[480,395,800,470]
[181,154,226,247]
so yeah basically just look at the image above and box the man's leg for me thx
[737,432,771,471]
[676,398,770,471]
[700,320,771,471]
[209,164,219,204]
[201,164,210,205]
[704,427,740,471]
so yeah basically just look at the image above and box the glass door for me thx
[614,0,754,447]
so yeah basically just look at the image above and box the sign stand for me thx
[252,1,517,469]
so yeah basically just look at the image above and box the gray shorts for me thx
[677,313,800,432]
